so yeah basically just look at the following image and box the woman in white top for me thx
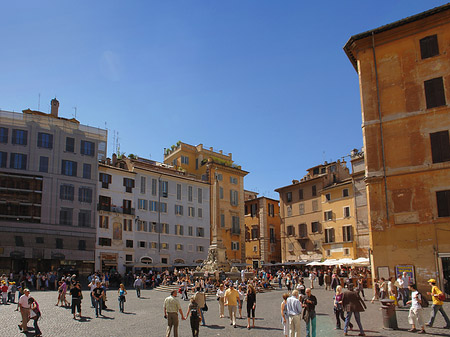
[216,284,226,318]
[238,285,245,319]
[406,284,426,334]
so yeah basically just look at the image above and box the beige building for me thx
[164,142,248,263]
[244,191,281,268]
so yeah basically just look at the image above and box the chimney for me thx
[112,153,117,166]
[50,98,59,117]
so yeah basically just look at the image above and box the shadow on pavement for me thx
[77,316,92,322]
[122,312,136,315]
[203,324,225,329]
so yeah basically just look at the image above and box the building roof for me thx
[343,3,450,71]
[274,175,323,192]
[321,178,352,192]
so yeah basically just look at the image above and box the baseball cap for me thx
[427,279,436,283]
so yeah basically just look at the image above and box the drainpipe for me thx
[371,32,390,222]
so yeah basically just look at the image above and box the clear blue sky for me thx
[1,1,447,199]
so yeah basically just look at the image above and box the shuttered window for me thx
[420,35,439,59]
[430,131,450,164]
[424,77,446,109]
[436,190,450,218]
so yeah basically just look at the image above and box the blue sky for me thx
[1,1,447,199]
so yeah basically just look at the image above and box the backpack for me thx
[438,293,445,301]
[418,293,429,308]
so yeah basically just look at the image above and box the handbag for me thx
[216,297,220,301]
[203,303,208,312]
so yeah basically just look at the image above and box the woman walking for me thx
[216,284,225,318]
[371,278,380,303]
[29,297,42,337]
[334,285,353,330]
[238,285,245,319]
[407,284,426,333]
[281,293,289,337]
[118,283,127,313]
[246,284,256,329]
[186,297,201,337]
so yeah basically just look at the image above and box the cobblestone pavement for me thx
[1,286,450,337]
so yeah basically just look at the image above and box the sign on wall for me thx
[395,265,415,283]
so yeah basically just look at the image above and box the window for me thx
[175,204,183,215]
[150,222,158,232]
[232,216,240,234]
[268,203,275,217]
[343,189,349,197]
[123,178,135,193]
[326,250,331,257]
[325,193,331,201]
[137,220,147,232]
[123,219,132,231]
[80,140,95,156]
[253,246,257,252]
[299,203,305,215]
[0,152,6,168]
[161,243,169,250]
[188,207,195,217]
[230,190,238,206]
[126,254,133,261]
[343,226,353,242]
[151,178,157,195]
[78,210,91,227]
[269,227,276,243]
[299,223,307,238]
[177,184,182,200]
[343,206,350,218]
[251,227,258,239]
[83,164,91,179]
[313,167,319,175]
[126,240,134,248]
[197,246,204,252]
[420,35,439,59]
[287,205,292,217]
[425,77,446,109]
[78,240,86,250]
[231,241,240,251]
[299,189,304,200]
[56,238,64,249]
[188,226,193,236]
[66,137,75,152]
[60,184,74,201]
[287,225,295,236]
[12,129,27,145]
[286,192,292,202]
[138,199,148,210]
[123,199,132,214]
[0,127,8,143]
[78,187,93,203]
[10,153,27,170]
[198,208,203,218]
[219,187,224,199]
[198,188,202,203]
[181,155,189,164]
[99,215,109,229]
[140,176,146,194]
[312,185,317,196]
[139,241,146,248]
[220,213,225,227]
[325,228,335,243]
[216,173,223,181]
[172,159,177,166]
[324,211,333,221]
[321,167,326,174]
[150,242,157,249]
[175,224,184,236]
[36,237,44,244]
[99,173,112,188]
[344,248,350,256]
[196,227,205,237]
[60,208,73,225]
[37,132,53,149]
[430,131,450,164]
[39,156,49,173]
[250,203,257,217]
[161,223,169,234]
[176,244,183,251]
[230,176,238,184]
[312,200,318,211]
[436,190,450,217]
[311,221,320,233]
[188,186,193,202]
[15,236,24,247]
[161,180,168,197]
[61,160,77,176]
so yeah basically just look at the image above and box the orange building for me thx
[244,191,281,268]
[164,143,248,263]
[344,4,450,291]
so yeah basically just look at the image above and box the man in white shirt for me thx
[18,288,30,332]
[286,290,302,337]
[400,272,411,307]
[134,276,143,298]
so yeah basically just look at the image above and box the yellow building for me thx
[321,179,357,260]
[275,161,351,262]
[164,142,248,263]
[344,4,450,291]
[244,191,281,268]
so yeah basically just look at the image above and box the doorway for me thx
[441,257,450,296]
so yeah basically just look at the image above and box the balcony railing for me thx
[97,204,135,215]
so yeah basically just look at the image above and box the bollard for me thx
[380,299,398,330]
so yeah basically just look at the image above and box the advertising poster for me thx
[395,265,415,283]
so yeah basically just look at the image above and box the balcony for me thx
[97,204,135,215]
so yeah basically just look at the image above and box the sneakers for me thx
[418,330,426,334]
[408,328,418,332]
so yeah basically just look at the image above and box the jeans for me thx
[90,293,95,307]
[136,286,141,298]
[33,312,41,335]
[345,311,364,334]
[190,315,200,337]
[119,297,125,312]
[399,288,409,306]
[200,308,205,325]
[94,298,103,316]
[305,314,316,337]
[428,304,450,327]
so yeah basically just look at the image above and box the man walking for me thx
[91,281,104,317]
[286,289,302,337]
[398,272,411,307]
[224,283,240,328]
[163,290,185,337]
[302,288,317,337]
[18,288,31,333]
[342,284,366,336]
[134,276,143,298]
[426,279,450,328]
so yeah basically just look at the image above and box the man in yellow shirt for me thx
[426,279,450,329]
[224,283,240,328]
